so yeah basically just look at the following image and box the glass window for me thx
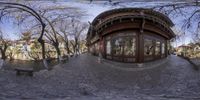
[124,37,136,56]
[106,40,111,55]
[162,43,165,55]
[155,41,161,56]
[90,45,95,54]
[144,39,154,56]
[112,37,123,56]
[95,42,99,52]
[89,46,92,52]
[105,31,137,62]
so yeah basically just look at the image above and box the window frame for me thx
[105,30,137,62]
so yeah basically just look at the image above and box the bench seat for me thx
[15,68,34,77]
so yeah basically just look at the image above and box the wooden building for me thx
[86,8,175,63]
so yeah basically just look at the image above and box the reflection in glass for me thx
[106,40,111,54]
[155,41,161,55]
[162,43,165,55]
[144,39,154,56]
[112,37,123,56]
[124,37,136,56]
[91,45,95,55]
[95,42,99,55]
[95,42,99,52]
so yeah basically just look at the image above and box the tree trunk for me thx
[1,50,6,60]
[38,39,49,69]
[70,41,75,55]
[66,42,70,54]
[55,45,61,58]
[53,42,61,59]
[0,45,8,60]
[74,37,80,56]
[38,39,45,59]
[64,37,71,55]
[77,42,80,54]
[9,53,13,61]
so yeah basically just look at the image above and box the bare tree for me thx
[151,1,200,41]
[1,2,86,62]
[43,17,61,59]
[0,2,47,67]
[69,18,88,56]
[57,19,72,55]
[28,3,86,60]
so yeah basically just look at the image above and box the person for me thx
[43,59,49,70]
[0,59,4,70]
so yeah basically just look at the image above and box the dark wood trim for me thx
[87,8,175,63]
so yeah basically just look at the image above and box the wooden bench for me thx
[15,68,34,77]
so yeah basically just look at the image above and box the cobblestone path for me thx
[0,54,200,100]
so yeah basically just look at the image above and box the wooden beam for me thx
[140,18,145,33]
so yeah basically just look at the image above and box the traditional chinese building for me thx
[86,8,175,63]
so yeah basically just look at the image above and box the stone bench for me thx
[15,68,34,77]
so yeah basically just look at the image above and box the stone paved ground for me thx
[0,54,200,100]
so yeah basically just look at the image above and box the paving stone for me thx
[0,54,199,99]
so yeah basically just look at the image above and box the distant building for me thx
[176,43,200,58]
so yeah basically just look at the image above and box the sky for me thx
[0,0,196,47]
[0,17,21,40]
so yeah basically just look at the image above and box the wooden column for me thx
[166,40,170,56]
[138,31,144,63]
[165,40,168,57]
[138,18,145,63]
[98,34,104,58]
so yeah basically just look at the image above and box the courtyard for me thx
[0,54,200,100]
[1,1,200,100]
